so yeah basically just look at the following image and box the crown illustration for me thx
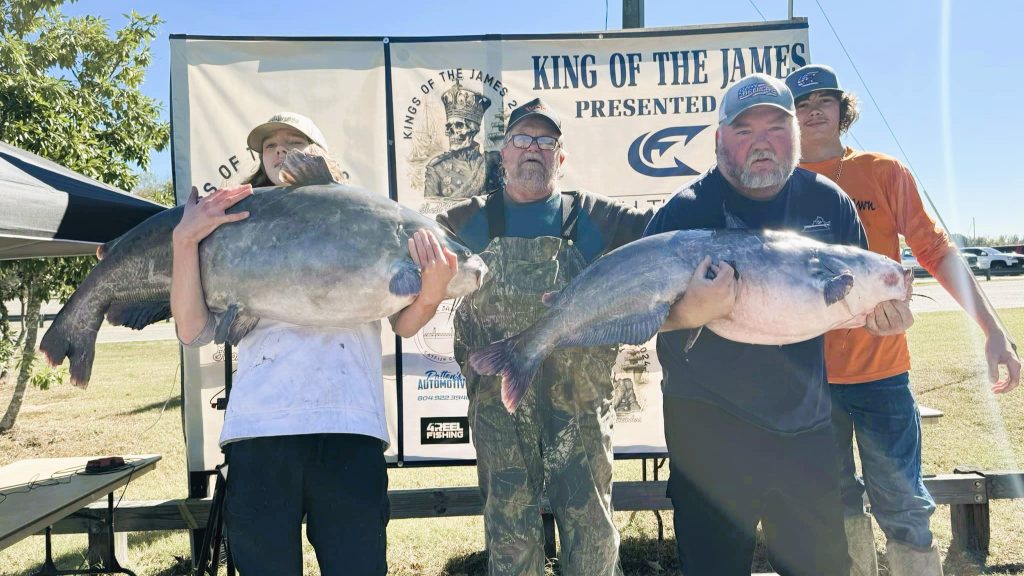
[441,81,491,124]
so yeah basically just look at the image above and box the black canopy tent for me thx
[0,140,166,260]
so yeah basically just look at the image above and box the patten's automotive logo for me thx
[627,125,709,177]
[421,417,470,444]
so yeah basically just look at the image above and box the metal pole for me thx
[789,0,794,20]
[623,0,644,29]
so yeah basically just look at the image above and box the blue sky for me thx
[65,0,1022,237]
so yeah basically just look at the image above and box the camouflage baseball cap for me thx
[246,112,329,153]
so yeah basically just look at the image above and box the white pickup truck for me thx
[901,247,979,277]
[961,247,1023,272]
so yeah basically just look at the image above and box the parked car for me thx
[900,247,922,274]
[902,248,980,277]
[961,247,1022,272]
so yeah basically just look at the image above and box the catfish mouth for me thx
[473,263,487,288]
[448,256,488,298]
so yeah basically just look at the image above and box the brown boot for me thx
[844,513,878,576]
[885,540,943,576]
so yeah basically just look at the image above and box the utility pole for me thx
[623,0,644,29]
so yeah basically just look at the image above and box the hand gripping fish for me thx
[40,152,488,387]
[468,229,909,412]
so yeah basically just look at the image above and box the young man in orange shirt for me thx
[786,65,1020,576]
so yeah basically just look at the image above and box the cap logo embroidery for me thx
[796,71,820,87]
[737,82,779,100]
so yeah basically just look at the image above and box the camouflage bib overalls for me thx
[453,191,623,576]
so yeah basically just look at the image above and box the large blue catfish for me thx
[40,154,487,387]
[469,229,910,412]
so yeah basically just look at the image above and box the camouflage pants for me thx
[468,361,621,576]
[454,235,622,576]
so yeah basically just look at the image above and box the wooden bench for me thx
[46,469,1023,558]
[920,405,944,424]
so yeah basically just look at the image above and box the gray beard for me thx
[718,145,799,191]
[507,161,555,196]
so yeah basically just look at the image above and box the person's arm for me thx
[929,249,1020,392]
[659,256,737,331]
[890,161,1020,392]
[171,185,253,345]
[390,229,457,338]
[604,198,655,251]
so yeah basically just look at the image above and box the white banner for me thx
[169,38,396,473]
[170,20,810,469]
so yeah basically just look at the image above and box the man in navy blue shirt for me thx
[645,73,904,575]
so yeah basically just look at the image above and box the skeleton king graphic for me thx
[423,80,502,199]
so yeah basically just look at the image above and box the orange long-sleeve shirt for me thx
[801,147,956,384]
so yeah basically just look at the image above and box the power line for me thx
[747,0,768,21]
[811,0,951,233]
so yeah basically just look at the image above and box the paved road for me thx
[910,276,1024,314]
[7,300,177,344]
[9,276,1022,345]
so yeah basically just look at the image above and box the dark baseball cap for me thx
[506,98,561,135]
[785,65,843,101]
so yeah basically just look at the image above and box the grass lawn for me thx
[1,308,1022,575]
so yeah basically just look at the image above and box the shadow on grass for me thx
[440,534,779,575]
[122,395,182,416]
[940,548,1024,575]
[18,530,189,576]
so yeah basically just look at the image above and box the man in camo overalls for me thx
[438,99,651,575]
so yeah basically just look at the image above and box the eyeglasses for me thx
[506,134,560,150]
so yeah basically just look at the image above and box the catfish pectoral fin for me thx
[214,305,261,345]
[824,273,855,306]
[106,301,171,330]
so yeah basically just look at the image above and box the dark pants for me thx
[223,433,389,576]
[664,396,850,576]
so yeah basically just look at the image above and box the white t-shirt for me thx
[216,319,389,448]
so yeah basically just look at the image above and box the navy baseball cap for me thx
[719,73,795,126]
[506,98,561,135]
[785,65,843,101]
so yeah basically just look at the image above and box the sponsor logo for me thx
[803,216,832,234]
[421,417,470,444]
[413,301,457,363]
[416,369,466,390]
[795,71,820,88]
[627,125,708,177]
[737,82,779,100]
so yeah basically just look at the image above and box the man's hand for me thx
[661,256,737,331]
[173,185,253,246]
[409,229,457,305]
[863,299,914,336]
[986,330,1021,394]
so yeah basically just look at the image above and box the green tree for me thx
[0,0,169,432]
[133,173,176,207]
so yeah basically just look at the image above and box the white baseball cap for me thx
[246,112,328,153]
